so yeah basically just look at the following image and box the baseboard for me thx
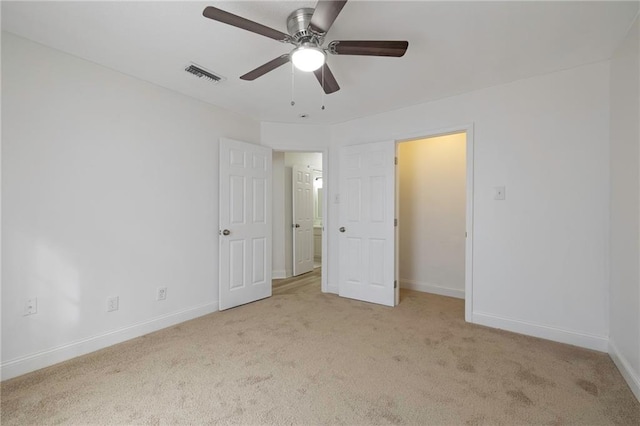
[609,339,640,402]
[0,302,218,381]
[400,279,465,299]
[272,270,287,279]
[472,311,608,352]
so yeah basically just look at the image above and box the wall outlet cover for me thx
[157,287,167,301]
[24,298,38,316]
[107,296,119,312]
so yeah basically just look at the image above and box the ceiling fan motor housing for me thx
[287,8,321,43]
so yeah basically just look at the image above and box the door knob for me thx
[339,227,346,233]
[222,229,230,236]
[294,224,301,228]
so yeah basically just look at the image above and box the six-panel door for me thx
[219,138,272,310]
[293,165,314,276]
[338,141,395,306]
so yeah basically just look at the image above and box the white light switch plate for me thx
[494,186,506,200]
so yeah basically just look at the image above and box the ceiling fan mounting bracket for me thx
[287,8,324,46]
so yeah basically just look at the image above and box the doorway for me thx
[272,151,324,285]
[396,131,470,314]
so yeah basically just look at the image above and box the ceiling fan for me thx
[202,1,408,94]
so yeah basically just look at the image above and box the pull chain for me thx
[290,61,296,107]
[321,65,325,110]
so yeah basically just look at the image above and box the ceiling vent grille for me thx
[185,63,225,83]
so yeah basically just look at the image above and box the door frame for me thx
[395,123,474,322]
[271,147,329,294]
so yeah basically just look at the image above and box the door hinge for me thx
[394,218,398,226]
[465,231,467,238]
[394,280,398,289]
[394,157,398,165]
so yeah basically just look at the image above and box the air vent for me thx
[184,63,225,83]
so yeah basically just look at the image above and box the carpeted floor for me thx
[2,271,639,425]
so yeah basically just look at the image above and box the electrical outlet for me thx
[107,296,119,312]
[157,287,167,301]
[24,298,37,316]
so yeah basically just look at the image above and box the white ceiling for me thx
[2,1,638,125]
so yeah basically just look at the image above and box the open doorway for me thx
[396,132,469,311]
[272,151,324,293]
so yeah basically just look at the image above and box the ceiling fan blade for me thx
[240,54,291,81]
[309,1,348,34]
[313,63,340,94]
[203,6,291,42]
[329,40,409,57]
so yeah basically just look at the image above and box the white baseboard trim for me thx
[609,339,640,402]
[400,279,465,299]
[272,270,287,279]
[1,302,218,381]
[472,311,608,352]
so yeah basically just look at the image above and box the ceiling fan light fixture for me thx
[291,45,326,72]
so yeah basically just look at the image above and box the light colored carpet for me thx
[2,271,639,425]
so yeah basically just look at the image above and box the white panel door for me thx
[292,165,314,276]
[339,141,395,306]
[219,138,272,310]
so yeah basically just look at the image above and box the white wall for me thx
[261,123,331,152]
[398,133,466,298]
[1,33,260,379]
[609,16,640,400]
[265,61,610,351]
[285,152,323,171]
